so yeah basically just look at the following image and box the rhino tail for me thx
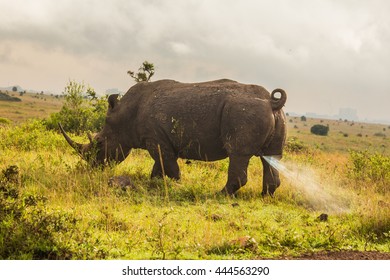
[270,88,287,111]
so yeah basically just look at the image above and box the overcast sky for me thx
[1,0,389,122]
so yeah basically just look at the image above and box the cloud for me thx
[169,42,192,55]
[0,0,389,121]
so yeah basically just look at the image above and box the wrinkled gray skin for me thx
[60,79,287,196]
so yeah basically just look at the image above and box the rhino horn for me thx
[58,123,84,155]
[271,88,287,111]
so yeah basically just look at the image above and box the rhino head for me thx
[59,95,130,166]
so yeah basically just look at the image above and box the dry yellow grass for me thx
[0,91,63,123]
[287,116,390,155]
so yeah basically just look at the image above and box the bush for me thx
[285,137,308,153]
[310,124,329,136]
[0,120,66,151]
[0,165,70,259]
[0,165,106,259]
[0,117,11,125]
[374,132,386,138]
[45,81,107,134]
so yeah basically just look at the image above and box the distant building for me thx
[338,108,358,121]
[105,88,123,95]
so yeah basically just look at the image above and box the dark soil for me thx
[286,250,390,260]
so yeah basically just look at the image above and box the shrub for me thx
[0,165,106,259]
[45,81,107,134]
[300,116,307,121]
[0,120,66,151]
[285,137,308,153]
[374,132,386,138]
[0,117,11,125]
[310,124,329,136]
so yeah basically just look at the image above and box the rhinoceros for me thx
[59,79,287,196]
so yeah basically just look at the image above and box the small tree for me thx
[12,86,17,92]
[45,81,107,134]
[127,61,155,82]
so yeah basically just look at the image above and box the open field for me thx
[0,91,63,124]
[287,115,390,155]
[0,97,389,259]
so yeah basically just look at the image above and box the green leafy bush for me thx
[0,165,106,259]
[0,117,11,125]
[0,120,66,151]
[285,137,308,153]
[310,124,329,136]
[45,81,107,134]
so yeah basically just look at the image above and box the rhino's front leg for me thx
[147,140,180,180]
[151,159,180,180]
[221,155,251,195]
[260,157,281,196]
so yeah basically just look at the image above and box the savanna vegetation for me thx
[0,83,389,259]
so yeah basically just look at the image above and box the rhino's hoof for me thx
[261,190,274,198]
[220,187,236,197]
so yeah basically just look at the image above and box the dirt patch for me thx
[286,250,390,260]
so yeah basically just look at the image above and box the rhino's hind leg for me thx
[260,157,281,196]
[221,155,251,195]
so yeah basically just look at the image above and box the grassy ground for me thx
[0,99,389,259]
[287,116,390,155]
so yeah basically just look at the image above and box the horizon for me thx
[2,84,389,125]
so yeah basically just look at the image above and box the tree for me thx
[127,61,155,82]
[45,80,107,134]
[12,86,17,92]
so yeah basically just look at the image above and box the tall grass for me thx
[0,121,389,259]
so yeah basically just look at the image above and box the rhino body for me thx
[60,79,287,195]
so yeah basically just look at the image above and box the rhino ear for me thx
[108,94,119,110]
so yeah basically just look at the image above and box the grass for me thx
[0,91,63,124]
[287,116,390,155]
[0,100,389,259]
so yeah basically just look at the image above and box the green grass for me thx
[0,117,390,259]
[0,115,389,259]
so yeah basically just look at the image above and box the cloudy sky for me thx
[1,0,389,122]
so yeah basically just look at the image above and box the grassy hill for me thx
[0,91,63,124]
[0,97,389,259]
